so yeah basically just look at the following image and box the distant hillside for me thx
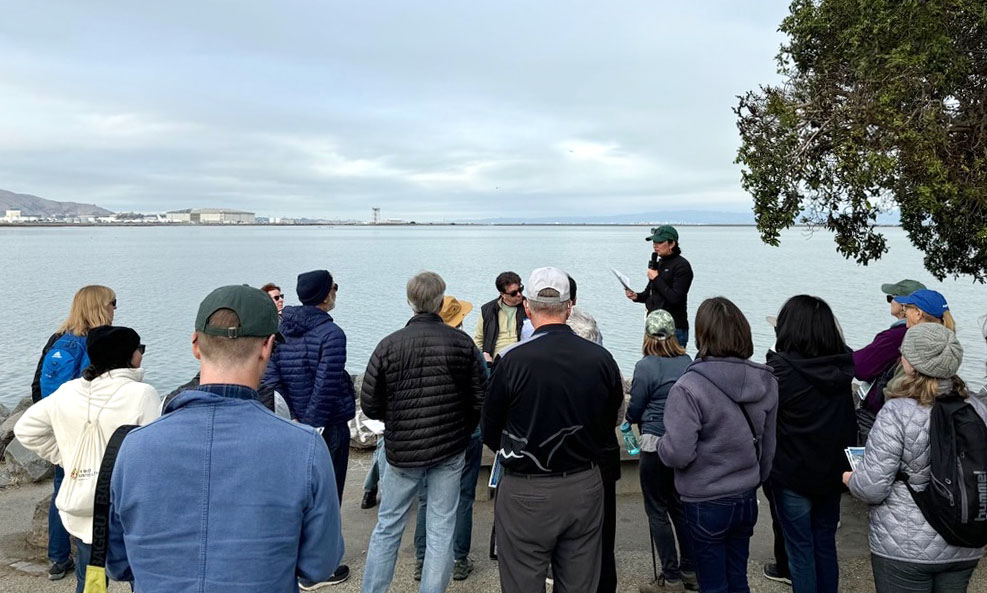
[0,188,113,217]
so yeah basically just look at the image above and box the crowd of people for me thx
[11,224,987,593]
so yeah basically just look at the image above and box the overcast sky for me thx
[0,1,789,220]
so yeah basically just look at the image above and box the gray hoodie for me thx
[657,357,779,502]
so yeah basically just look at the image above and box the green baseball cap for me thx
[645,309,676,339]
[645,225,679,243]
[195,285,283,342]
[880,279,927,297]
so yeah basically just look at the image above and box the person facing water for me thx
[30,284,117,582]
[106,285,344,593]
[658,296,778,593]
[16,325,159,593]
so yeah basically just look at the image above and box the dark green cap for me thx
[880,279,926,297]
[195,285,283,341]
[645,225,679,243]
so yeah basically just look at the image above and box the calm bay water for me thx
[1,225,984,408]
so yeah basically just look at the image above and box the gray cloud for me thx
[0,1,789,219]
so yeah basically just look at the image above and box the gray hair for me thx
[567,307,601,344]
[526,288,570,317]
[407,271,445,314]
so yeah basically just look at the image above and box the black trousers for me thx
[597,475,617,593]
[762,480,791,577]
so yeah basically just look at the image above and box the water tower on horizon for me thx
[372,207,380,224]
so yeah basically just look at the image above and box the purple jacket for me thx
[853,323,906,414]
[657,357,778,502]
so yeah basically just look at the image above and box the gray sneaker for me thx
[640,574,686,593]
[453,556,474,581]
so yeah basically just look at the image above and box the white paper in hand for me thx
[610,268,632,291]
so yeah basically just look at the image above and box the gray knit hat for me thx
[900,323,963,379]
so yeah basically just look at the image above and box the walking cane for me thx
[648,522,658,581]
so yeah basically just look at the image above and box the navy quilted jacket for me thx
[263,306,355,427]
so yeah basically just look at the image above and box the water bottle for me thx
[621,421,640,456]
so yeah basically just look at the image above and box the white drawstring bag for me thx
[56,384,120,520]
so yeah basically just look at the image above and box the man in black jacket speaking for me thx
[625,225,694,346]
[483,266,624,593]
[360,271,487,593]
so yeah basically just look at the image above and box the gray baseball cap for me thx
[881,279,926,297]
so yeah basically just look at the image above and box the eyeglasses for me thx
[272,294,284,301]
[137,344,146,354]
[109,299,117,308]
[504,285,524,297]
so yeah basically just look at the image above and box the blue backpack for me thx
[40,333,90,398]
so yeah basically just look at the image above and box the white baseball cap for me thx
[526,267,571,303]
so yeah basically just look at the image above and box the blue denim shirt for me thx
[107,385,343,592]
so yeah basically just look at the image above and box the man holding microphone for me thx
[625,225,694,346]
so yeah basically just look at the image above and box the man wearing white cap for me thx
[482,267,624,593]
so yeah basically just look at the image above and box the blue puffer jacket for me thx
[263,306,355,427]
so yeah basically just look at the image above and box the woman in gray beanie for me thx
[845,323,987,592]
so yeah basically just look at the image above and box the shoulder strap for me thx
[89,425,138,569]
[736,403,761,459]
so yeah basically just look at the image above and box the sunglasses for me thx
[886,295,896,304]
[333,283,339,292]
[109,299,118,308]
[137,344,146,354]
[504,285,524,297]
[272,294,284,301]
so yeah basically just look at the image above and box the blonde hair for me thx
[886,373,967,406]
[908,305,956,332]
[57,285,116,336]
[643,333,686,358]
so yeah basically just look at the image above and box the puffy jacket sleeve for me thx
[14,396,59,465]
[467,346,487,427]
[657,382,701,469]
[625,360,650,424]
[848,404,905,504]
[262,353,285,406]
[297,431,344,583]
[303,327,348,427]
[361,342,387,420]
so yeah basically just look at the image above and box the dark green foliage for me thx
[736,0,987,280]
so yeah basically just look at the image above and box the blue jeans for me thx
[871,555,980,593]
[363,437,386,492]
[777,489,841,593]
[684,490,758,593]
[675,329,689,349]
[321,422,350,504]
[72,538,93,593]
[414,432,483,561]
[50,466,71,564]
[361,452,465,593]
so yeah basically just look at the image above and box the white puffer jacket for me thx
[15,368,160,542]
[848,394,987,563]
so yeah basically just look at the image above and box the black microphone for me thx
[648,251,659,271]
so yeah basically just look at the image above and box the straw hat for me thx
[439,296,473,327]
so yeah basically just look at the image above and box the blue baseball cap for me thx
[893,289,949,319]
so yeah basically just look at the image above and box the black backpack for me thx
[898,394,987,548]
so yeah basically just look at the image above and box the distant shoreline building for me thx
[166,208,255,224]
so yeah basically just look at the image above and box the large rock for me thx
[0,410,24,456]
[28,495,50,550]
[3,439,52,482]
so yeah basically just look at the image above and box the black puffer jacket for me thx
[361,313,487,468]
